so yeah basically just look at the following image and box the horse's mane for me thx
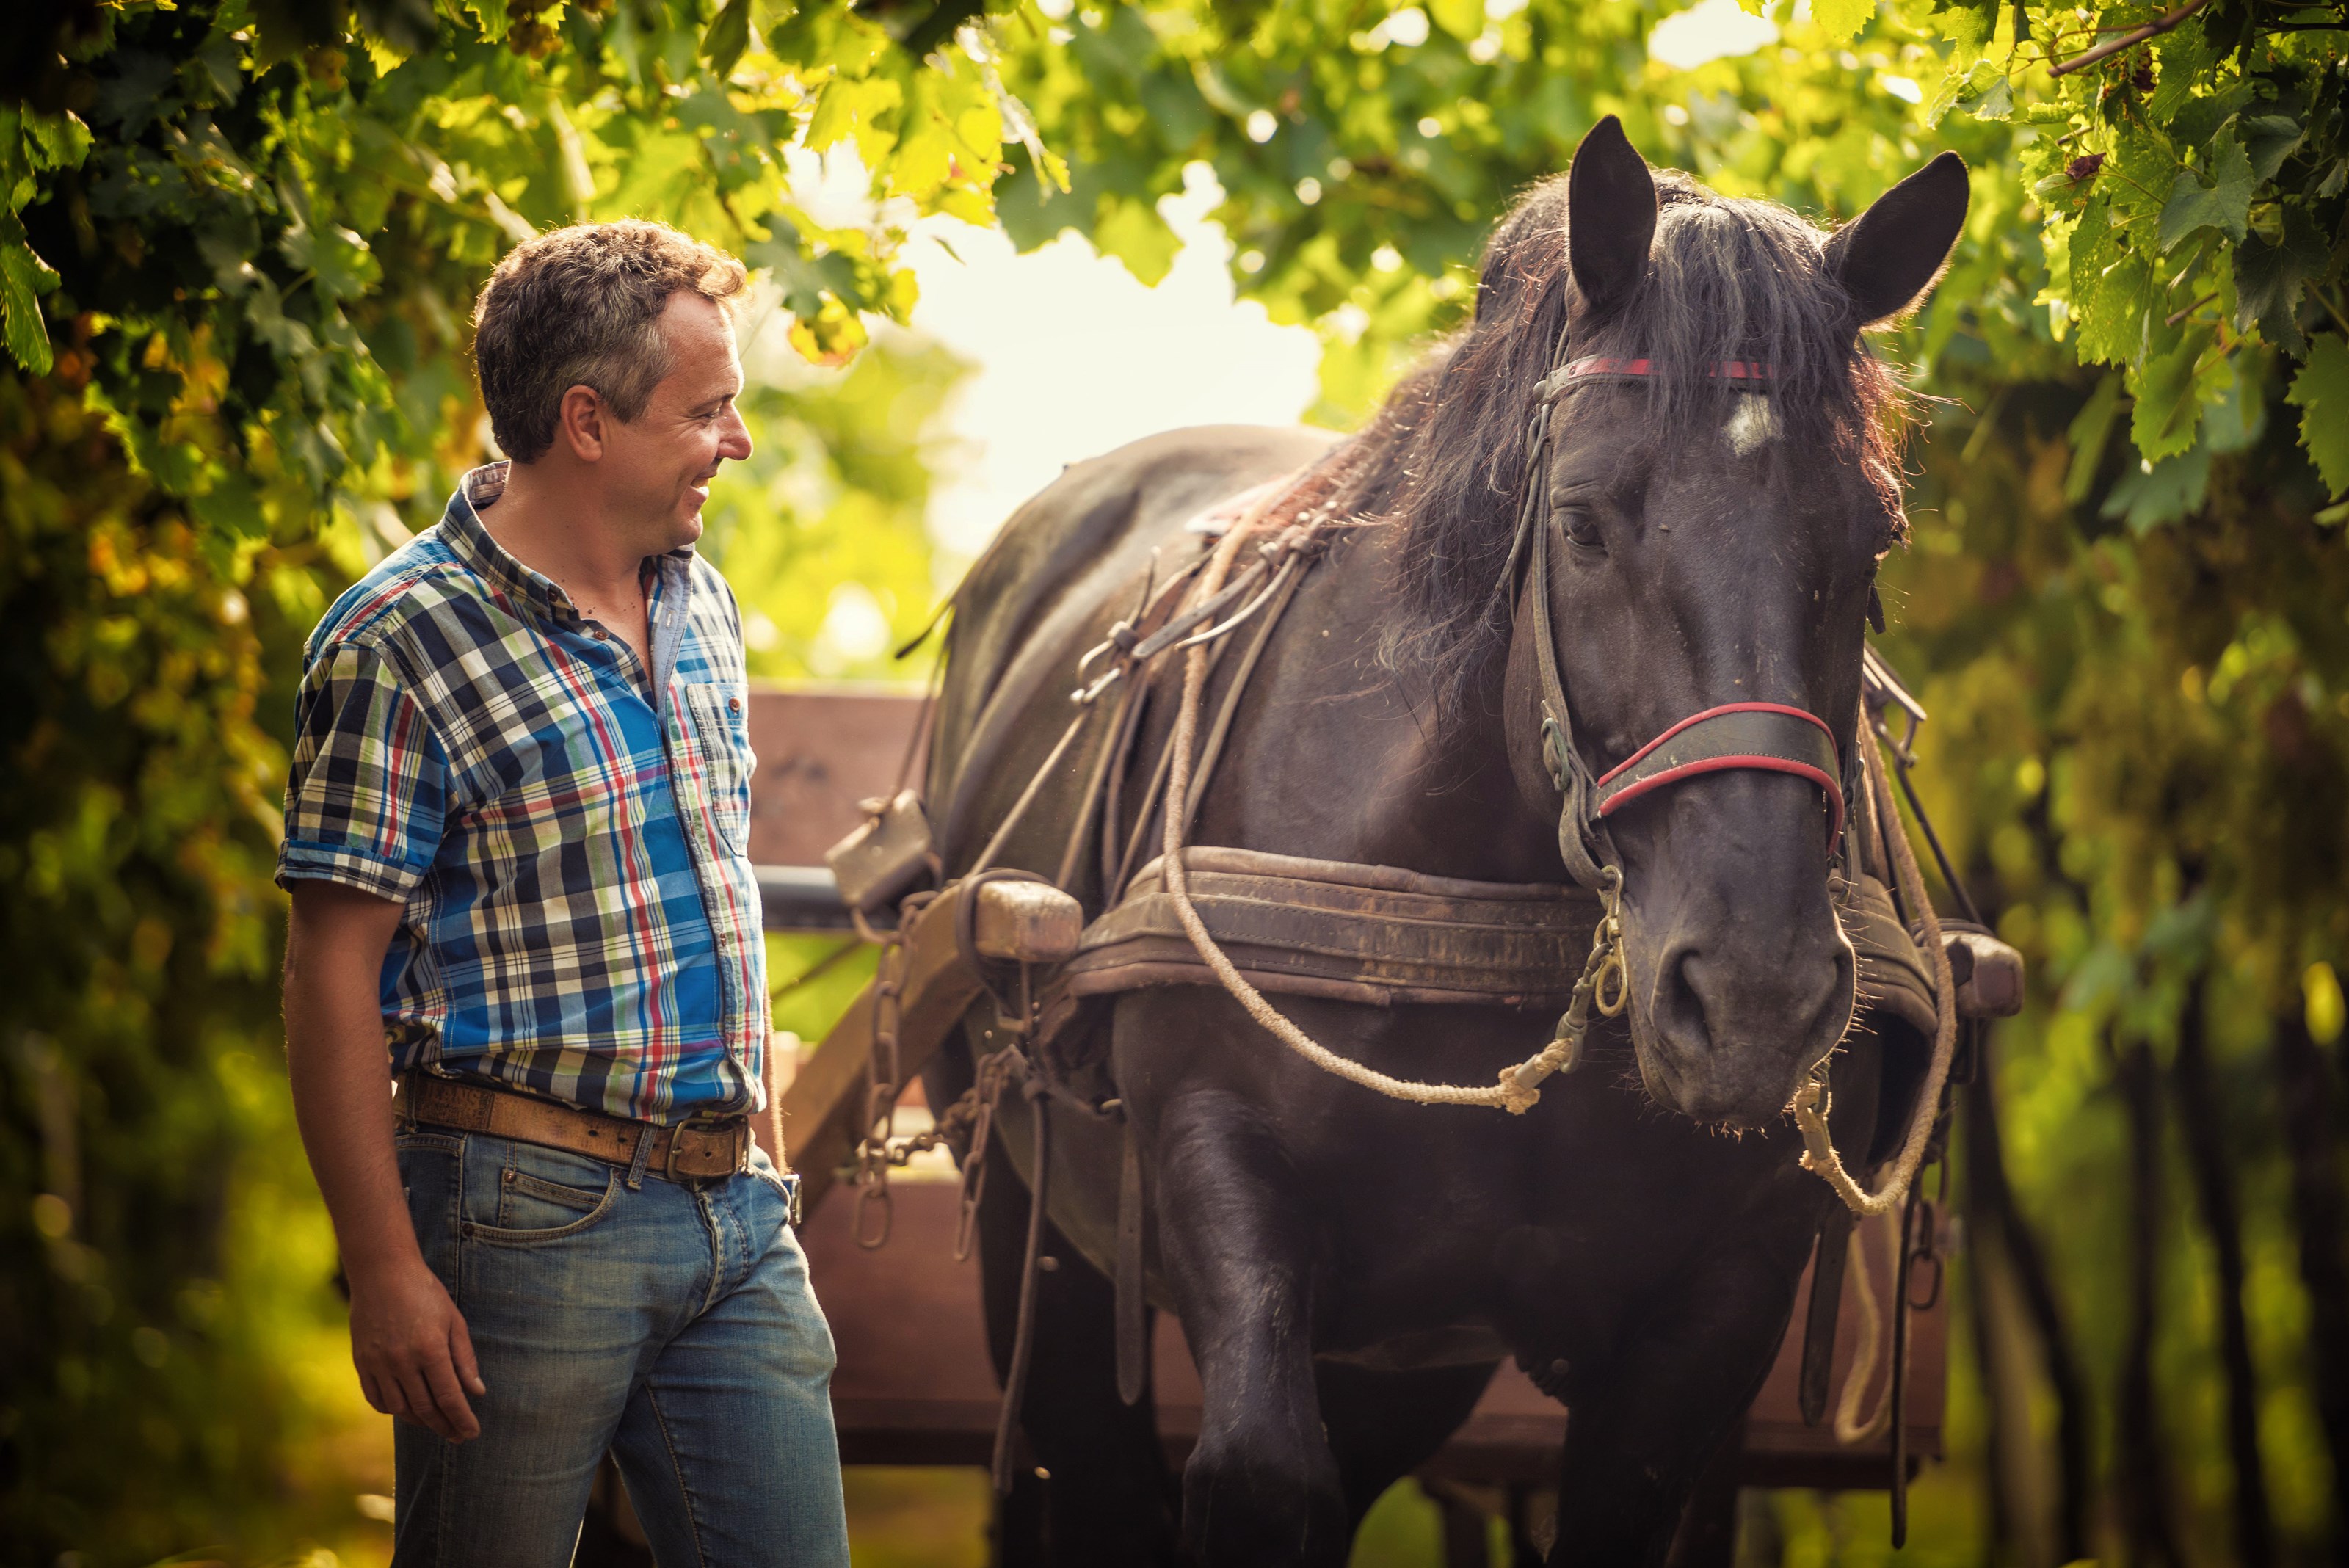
[1327,169,1911,723]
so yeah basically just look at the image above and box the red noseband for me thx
[1594,703,1845,846]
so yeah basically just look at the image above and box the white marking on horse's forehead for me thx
[1724,396,1778,457]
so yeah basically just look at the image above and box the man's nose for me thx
[721,408,753,462]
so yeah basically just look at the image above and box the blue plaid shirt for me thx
[277,464,768,1125]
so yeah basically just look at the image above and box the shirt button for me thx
[727,697,741,713]
[590,628,608,642]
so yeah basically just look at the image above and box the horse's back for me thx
[928,423,1337,843]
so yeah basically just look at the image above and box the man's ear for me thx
[1823,151,1970,326]
[1566,115,1658,319]
[553,383,608,462]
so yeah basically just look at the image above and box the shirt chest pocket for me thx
[678,683,757,857]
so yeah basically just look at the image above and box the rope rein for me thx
[1790,744,1959,1216]
[1158,505,1629,1114]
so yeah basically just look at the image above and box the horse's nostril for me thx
[1652,945,1714,1053]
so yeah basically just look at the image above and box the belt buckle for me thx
[661,1122,690,1183]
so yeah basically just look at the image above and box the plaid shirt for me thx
[277,463,767,1125]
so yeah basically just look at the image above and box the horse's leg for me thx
[1315,1361,1497,1528]
[1546,1224,1813,1567]
[1152,1086,1349,1567]
[976,1121,1180,1566]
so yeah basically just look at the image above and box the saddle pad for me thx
[1067,845,1938,1033]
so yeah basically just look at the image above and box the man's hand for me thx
[349,1254,487,1442]
[285,879,490,1444]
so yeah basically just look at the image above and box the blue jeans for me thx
[391,1128,850,1567]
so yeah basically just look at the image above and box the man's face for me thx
[598,291,752,553]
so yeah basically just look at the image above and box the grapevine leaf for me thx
[701,0,755,80]
[2077,246,2152,369]
[2242,115,2304,183]
[1814,0,1875,46]
[0,240,57,375]
[2100,439,2212,533]
[2147,20,2214,120]
[1429,0,1484,41]
[2130,330,2207,461]
[2234,206,2327,357]
[1092,196,1179,287]
[2066,374,2126,504]
[2157,131,2252,253]
[2287,335,2349,498]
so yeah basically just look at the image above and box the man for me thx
[277,220,850,1567]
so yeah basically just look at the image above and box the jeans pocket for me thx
[460,1140,620,1245]
[394,1133,465,1287]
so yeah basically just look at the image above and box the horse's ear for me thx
[1566,115,1657,318]
[1824,151,1970,326]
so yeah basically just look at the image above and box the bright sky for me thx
[893,167,1323,561]
[1647,0,1782,71]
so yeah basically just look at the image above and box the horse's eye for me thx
[1557,507,1603,551]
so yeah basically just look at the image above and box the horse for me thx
[915,117,1971,1566]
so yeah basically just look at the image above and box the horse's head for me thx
[1497,121,1967,1127]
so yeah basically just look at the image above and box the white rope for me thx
[1833,1208,1904,1444]
[1791,743,1960,1216]
[1159,511,1570,1111]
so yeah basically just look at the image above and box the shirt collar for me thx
[441,462,699,625]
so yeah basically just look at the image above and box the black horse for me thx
[919,118,1970,1566]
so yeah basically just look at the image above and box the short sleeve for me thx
[275,641,449,899]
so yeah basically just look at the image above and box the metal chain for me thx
[853,888,937,1250]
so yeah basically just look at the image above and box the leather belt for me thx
[395,1073,751,1181]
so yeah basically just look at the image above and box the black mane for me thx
[1330,169,1910,721]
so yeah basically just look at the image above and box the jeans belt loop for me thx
[624,1120,657,1191]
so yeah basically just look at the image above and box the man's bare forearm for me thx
[284,882,416,1282]
[284,879,484,1440]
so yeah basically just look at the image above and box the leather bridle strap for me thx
[1594,702,1845,846]
[1513,338,1848,887]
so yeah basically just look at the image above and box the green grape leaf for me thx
[2242,115,2304,182]
[0,239,57,374]
[1429,0,1484,42]
[2099,439,2212,533]
[1815,0,1876,46]
[2065,373,2126,504]
[702,0,756,80]
[2287,335,2349,498]
[1092,196,1179,286]
[2130,330,2207,461]
[2157,131,2252,253]
[2234,206,2327,357]
[2147,19,2214,120]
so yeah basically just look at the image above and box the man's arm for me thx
[284,879,485,1442]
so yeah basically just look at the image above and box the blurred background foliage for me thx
[1,0,2345,1564]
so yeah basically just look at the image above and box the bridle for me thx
[1506,338,1856,895]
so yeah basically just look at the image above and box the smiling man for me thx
[277,222,849,1567]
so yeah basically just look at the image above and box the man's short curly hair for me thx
[471,220,748,463]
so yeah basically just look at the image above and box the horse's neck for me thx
[1219,528,1559,885]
